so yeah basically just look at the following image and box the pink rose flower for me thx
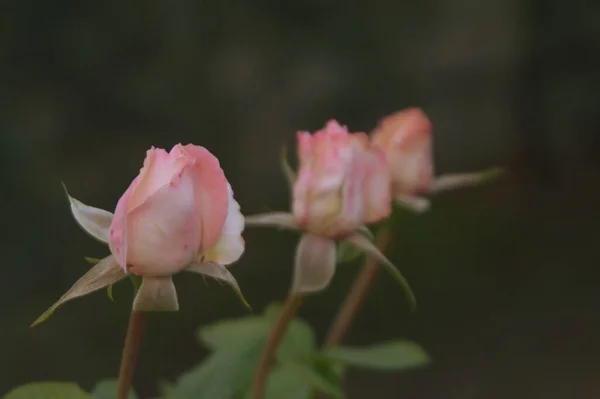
[371,107,434,211]
[371,108,502,212]
[292,120,391,238]
[33,144,247,325]
[109,144,244,275]
[245,121,414,304]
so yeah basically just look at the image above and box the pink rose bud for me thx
[109,144,244,276]
[371,108,434,200]
[32,143,248,325]
[292,120,392,238]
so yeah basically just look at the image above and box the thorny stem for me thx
[117,311,147,399]
[251,295,305,399]
[323,226,394,348]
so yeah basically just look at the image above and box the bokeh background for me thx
[2,1,600,398]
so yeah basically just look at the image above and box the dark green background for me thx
[1,1,600,398]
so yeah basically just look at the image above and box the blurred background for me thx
[1,0,600,398]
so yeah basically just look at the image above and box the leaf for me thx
[336,241,363,264]
[185,262,251,311]
[199,307,315,363]
[31,256,126,327]
[322,340,431,371]
[278,361,345,398]
[167,341,263,399]
[280,145,296,188]
[62,182,113,243]
[292,234,337,294]
[257,365,312,399]
[84,257,103,264]
[244,212,298,231]
[129,275,142,294]
[345,234,417,312]
[90,380,138,399]
[132,276,179,311]
[3,382,90,399]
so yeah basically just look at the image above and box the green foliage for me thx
[3,382,90,399]
[91,380,138,399]
[321,341,431,371]
[166,302,430,399]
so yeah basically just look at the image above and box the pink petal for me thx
[126,165,200,276]
[180,144,229,251]
[109,176,140,271]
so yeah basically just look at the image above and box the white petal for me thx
[292,234,337,294]
[395,194,430,213]
[428,168,503,194]
[202,184,245,265]
[186,262,251,310]
[132,276,179,311]
[63,183,113,243]
[245,212,298,230]
[31,255,126,326]
[345,233,416,311]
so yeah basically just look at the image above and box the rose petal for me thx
[132,276,179,311]
[186,262,251,311]
[62,183,113,243]
[109,176,140,271]
[31,256,126,327]
[126,167,200,276]
[292,234,337,294]
[201,183,245,265]
[180,144,229,251]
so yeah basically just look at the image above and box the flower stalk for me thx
[251,295,305,399]
[324,226,394,348]
[117,311,147,399]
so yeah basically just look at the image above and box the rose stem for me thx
[251,294,305,399]
[323,226,394,348]
[117,310,147,399]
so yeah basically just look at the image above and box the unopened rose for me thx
[371,107,433,200]
[292,120,392,238]
[371,108,502,212]
[109,144,244,275]
[244,121,410,300]
[33,143,247,325]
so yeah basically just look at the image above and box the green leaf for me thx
[322,341,431,371]
[129,275,142,294]
[278,361,345,398]
[90,380,138,399]
[336,241,364,264]
[199,307,315,362]
[84,257,102,264]
[167,343,263,399]
[4,382,90,399]
[255,365,312,399]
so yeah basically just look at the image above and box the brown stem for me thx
[251,295,305,399]
[323,226,394,348]
[117,311,147,399]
